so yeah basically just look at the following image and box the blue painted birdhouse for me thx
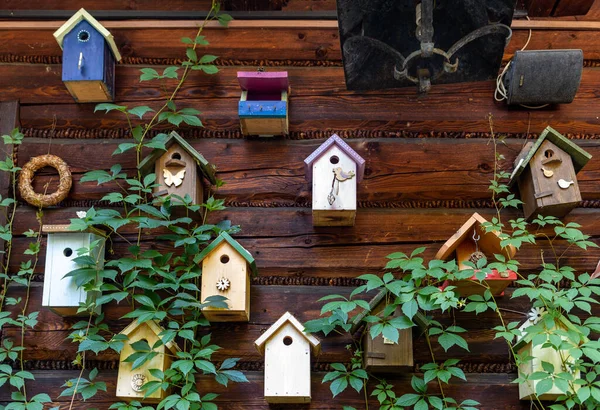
[54,9,122,103]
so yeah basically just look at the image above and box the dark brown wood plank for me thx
[283,0,337,11]
[0,0,212,9]
[525,0,557,16]
[554,0,596,16]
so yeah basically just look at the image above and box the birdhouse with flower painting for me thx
[509,126,591,220]
[198,232,257,322]
[304,134,366,226]
[117,320,180,402]
[238,71,289,136]
[53,8,121,102]
[436,213,517,297]
[138,131,216,205]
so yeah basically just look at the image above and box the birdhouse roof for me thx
[196,232,258,276]
[304,134,366,183]
[514,313,587,351]
[254,312,320,356]
[137,131,217,185]
[119,319,181,354]
[53,8,122,61]
[508,126,592,187]
[237,71,289,93]
[592,260,600,280]
[42,223,105,236]
[434,213,516,262]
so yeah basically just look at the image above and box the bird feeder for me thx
[255,312,320,404]
[42,224,104,316]
[53,8,122,102]
[304,134,366,226]
[197,232,257,322]
[138,131,217,205]
[117,320,180,402]
[238,71,289,136]
[436,213,517,297]
[509,126,592,220]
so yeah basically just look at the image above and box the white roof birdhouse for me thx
[255,312,320,403]
[304,134,366,226]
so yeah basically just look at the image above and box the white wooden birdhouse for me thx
[254,312,320,404]
[117,320,180,402]
[42,224,104,316]
[509,126,592,220]
[138,131,216,205]
[53,8,122,102]
[238,71,289,136]
[198,232,257,322]
[304,134,366,226]
[436,213,517,297]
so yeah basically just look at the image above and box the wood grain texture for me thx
[553,0,596,16]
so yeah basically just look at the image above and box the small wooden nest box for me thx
[138,131,216,205]
[515,312,585,401]
[254,312,320,404]
[509,126,592,220]
[436,213,517,297]
[117,320,180,402]
[238,71,289,136]
[197,232,257,322]
[304,134,366,226]
[53,8,122,102]
[42,224,105,316]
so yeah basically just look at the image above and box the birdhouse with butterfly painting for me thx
[436,213,517,297]
[509,126,591,220]
[53,8,121,102]
[304,134,365,226]
[238,71,289,136]
[138,131,216,205]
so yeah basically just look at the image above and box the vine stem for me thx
[0,168,18,313]
[424,331,446,402]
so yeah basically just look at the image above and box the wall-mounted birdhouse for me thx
[509,126,592,220]
[255,312,320,404]
[117,320,180,402]
[304,134,366,226]
[238,71,289,136]
[53,8,122,103]
[198,232,257,322]
[138,131,217,205]
[436,213,517,297]
[42,224,104,316]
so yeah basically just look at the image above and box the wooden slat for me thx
[553,0,596,16]
[525,0,558,17]
[0,0,214,10]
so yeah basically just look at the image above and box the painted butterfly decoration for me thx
[163,168,186,187]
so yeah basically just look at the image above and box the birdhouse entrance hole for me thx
[283,336,293,346]
[77,30,90,42]
[63,248,73,257]
[220,254,230,264]
[171,152,182,160]
[544,149,554,159]
[329,155,339,164]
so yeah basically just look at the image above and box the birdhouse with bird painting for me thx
[509,126,592,220]
[198,232,257,322]
[117,320,180,402]
[42,224,105,316]
[436,213,517,297]
[255,312,320,404]
[304,134,365,226]
[238,71,289,136]
[138,131,216,205]
[53,8,121,102]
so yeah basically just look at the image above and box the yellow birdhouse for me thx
[116,320,180,402]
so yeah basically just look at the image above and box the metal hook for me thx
[472,229,480,243]
[78,52,84,71]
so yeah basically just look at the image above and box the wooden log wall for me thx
[1,1,600,408]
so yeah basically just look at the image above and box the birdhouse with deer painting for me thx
[238,71,289,136]
[436,213,517,297]
[53,8,121,102]
[42,224,105,316]
[198,232,257,322]
[117,320,180,402]
[509,126,592,220]
[255,312,320,404]
[304,134,365,226]
[138,131,216,205]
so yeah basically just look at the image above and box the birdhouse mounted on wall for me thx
[509,126,592,220]
[304,134,366,226]
[238,71,289,136]
[53,8,122,102]
[42,224,104,316]
[138,131,217,205]
[255,312,320,404]
[117,320,180,402]
[198,232,257,322]
[436,213,517,297]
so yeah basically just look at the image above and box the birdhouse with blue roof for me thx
[304,134,365,226]
[54,8,122,102]
[238,71,289,136]
[198,232,257,322]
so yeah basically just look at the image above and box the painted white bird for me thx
[558,179,574,189]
